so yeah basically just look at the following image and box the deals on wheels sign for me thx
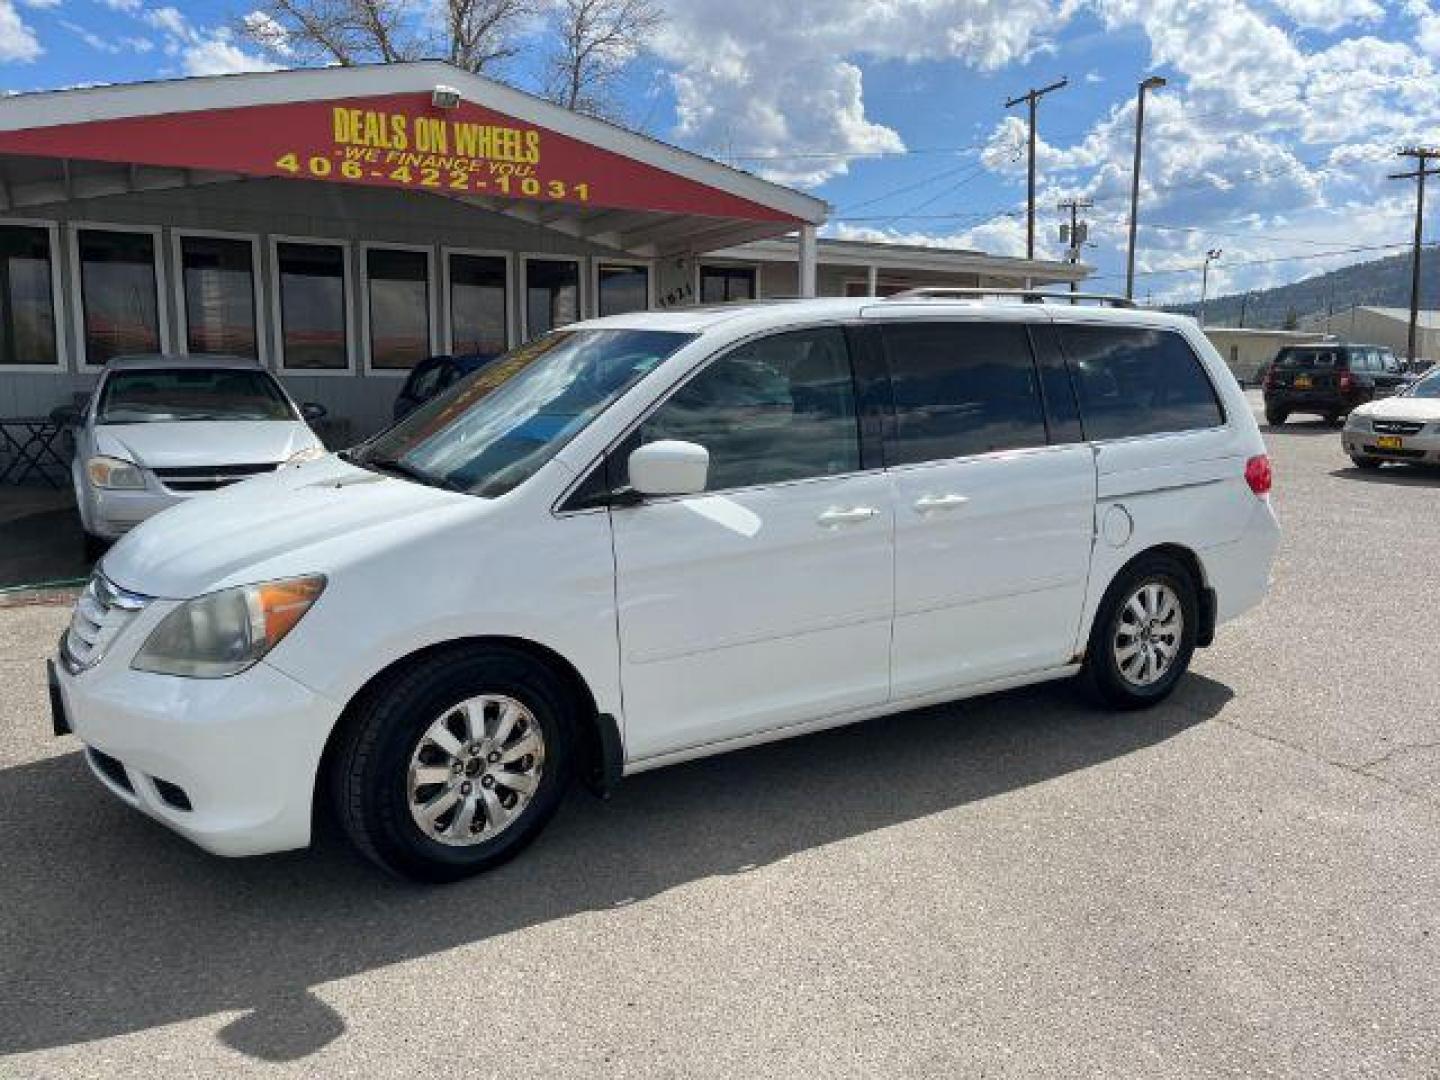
[0,91,798,223]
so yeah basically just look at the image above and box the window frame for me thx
[441,245,514,356]
[592,257,655,318]
[1051,320,1229,444]
[69,221,169,372]
[360,241,438,377]
[170,227,266,366]
[871,315,1058,470]
[520,253,585,341]
[0,217,66,372]
[695,263,760,305]
[556,320,871,514]
[268,234,356,377]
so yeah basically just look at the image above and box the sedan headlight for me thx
[87,455,146,490]
[284,446,327,468]
[132,576,325,678]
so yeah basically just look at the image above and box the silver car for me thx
[68,354,328,556]
[1343,365,1440,470]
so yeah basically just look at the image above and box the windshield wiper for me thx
[359,455,463,492]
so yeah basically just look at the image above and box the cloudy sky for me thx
[2,0,1437,302]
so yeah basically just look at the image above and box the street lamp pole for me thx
[1200,248,1222,326]
[1125,75,1166,301]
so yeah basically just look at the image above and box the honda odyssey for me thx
[50,293,1279,882]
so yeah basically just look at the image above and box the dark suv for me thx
[1262,343,1412,425]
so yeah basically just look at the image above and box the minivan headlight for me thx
[132,576,326,678]
[87,455,146,490]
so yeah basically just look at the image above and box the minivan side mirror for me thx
[300,402,328,422]
[628,440,709,497]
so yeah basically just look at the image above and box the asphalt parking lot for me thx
[2,391,1438,1079]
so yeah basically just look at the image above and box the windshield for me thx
[1405,368,1440,398]
[350,328,695,497]
[98,369,297,424]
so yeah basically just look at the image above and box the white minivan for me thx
[51,293,1279,882]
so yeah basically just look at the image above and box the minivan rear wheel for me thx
[1081,554,1198,710]
[331,646,576,882]
[1264,405,1289,426]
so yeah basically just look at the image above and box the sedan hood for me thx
[102,456,475,599]
[1353,397,1440,421]
[96,421,321,468]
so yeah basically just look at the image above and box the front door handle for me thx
[816,506,880,527]
[913,493,970,513]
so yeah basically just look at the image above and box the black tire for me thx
[1081,553,1199,710]
[331,646,577,883]
[1325,412,1343,426]
[1264,406,1289,426]
[82,531,109,562]
[1350,454,1383,471]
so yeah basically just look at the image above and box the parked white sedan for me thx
[68,354,328,556]
[1343,365,1440,469]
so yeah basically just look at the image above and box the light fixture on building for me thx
[432,85,461,110]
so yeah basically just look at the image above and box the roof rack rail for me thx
[881,286,1136,309]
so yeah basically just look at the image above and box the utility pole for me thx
[1388,146,1439,366]
[1199,248,1222,326]
[1125,75,1167,300]
[1057,196,1093,295]
[1006,77,1068,260]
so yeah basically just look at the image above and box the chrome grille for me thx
[152,463,279,493]
[62,571,151,674]
[1371,419,1425,436]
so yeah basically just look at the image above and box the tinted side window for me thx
[1058,325,1224,440]
[637,327,860,492]
[880,322,1048,464]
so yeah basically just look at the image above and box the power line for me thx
[1087,240,1435,282]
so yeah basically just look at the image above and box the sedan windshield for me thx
[1405,369,1440,398]
[349,329,694,498]
[99,369,296,424]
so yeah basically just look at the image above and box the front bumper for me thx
[1342,428,1440,464]
[53,637,342,857]
[88,486,184,539]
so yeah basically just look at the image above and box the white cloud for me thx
[0,0,42,62]
[656,0,1075,186]
[138,5,278,75]
[241,10,292,57]
[1267,0,1383,31]
[17,0,62,9]
[100,0,141,9]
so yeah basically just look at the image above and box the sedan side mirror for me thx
[628,440,709,497]
[300,402,328,422]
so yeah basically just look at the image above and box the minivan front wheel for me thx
[1082,555,1198,709]
[332,647,575,882]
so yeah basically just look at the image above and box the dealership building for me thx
[0,61,1087,440]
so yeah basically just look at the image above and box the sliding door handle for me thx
[913,493,970,513]
[816,506,881,527]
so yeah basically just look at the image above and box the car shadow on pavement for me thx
[1260,420,1344,438]
[0,673,1231,1064]
[0,486,90,589]
[1329,464,1440,487]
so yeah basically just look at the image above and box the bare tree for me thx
[544,0,663,117]
[239,0,532,73]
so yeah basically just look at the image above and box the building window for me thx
[77,228,160,365]
[525,257,580,339]
[367,247,432,370]
[276,241,349,370]
[597,262,650,317]
[699,265,756,303]
[0,224,58,367]
[448,253,508,355]
[180,235,257,358]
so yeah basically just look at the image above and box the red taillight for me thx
[1245,454,1273,496]
[1339,370,1355,392]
